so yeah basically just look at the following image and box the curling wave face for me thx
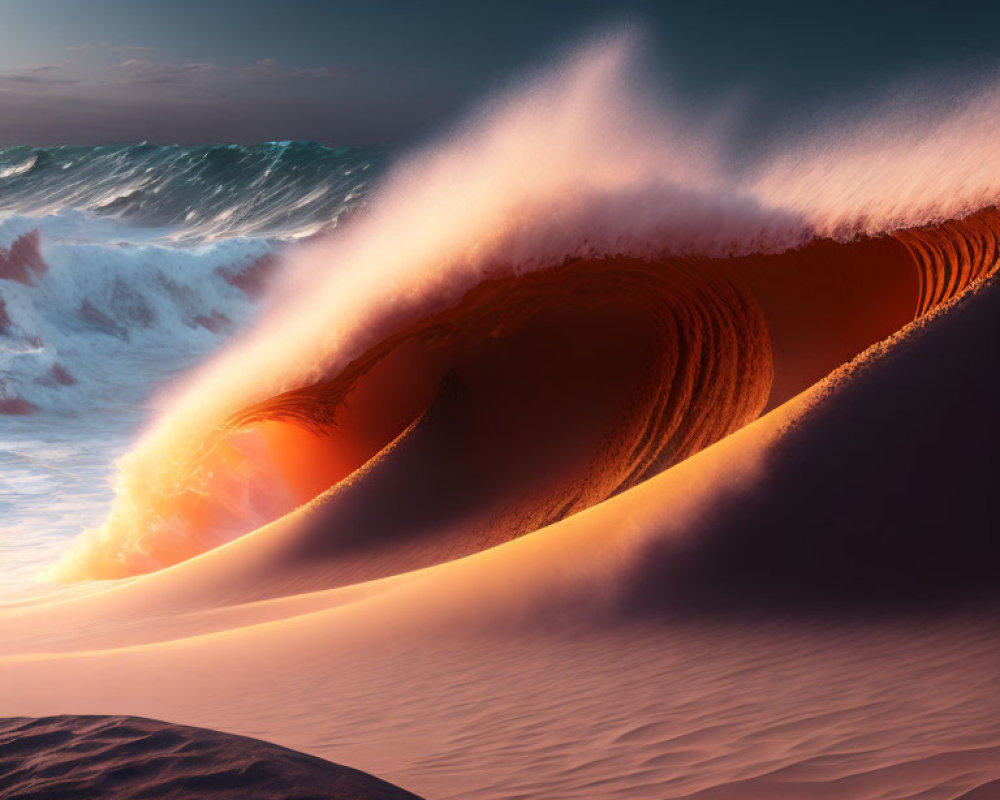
[51,33,1000,585]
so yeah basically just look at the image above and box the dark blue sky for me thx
[2,0,999,146]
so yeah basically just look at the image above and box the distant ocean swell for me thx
[0,141,385,241]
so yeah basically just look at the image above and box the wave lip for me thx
[0,153,38,179]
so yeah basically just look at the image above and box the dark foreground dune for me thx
[0,715,423,800]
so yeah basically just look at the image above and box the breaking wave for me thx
[48,32,1000,583]
[0,223,274,416]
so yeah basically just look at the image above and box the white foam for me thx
[0,215,277,591]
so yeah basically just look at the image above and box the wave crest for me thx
[52,31,1000,583]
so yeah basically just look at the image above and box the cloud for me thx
[107,57,358,85]
[103,59,222,97]
[0,49,364,101]
[0,49,453,146]
[18,63,65,74]
[0,62,79,92]
[65,43,157,59]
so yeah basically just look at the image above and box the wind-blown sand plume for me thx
[748,79,1000,236]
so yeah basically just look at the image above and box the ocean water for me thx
[0,142,387,594]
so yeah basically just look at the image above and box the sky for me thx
[1,0,1000,146]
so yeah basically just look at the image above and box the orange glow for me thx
[52,206,1000,581]
[254,340,447,505]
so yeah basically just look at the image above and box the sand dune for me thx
[0,715,423,799]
